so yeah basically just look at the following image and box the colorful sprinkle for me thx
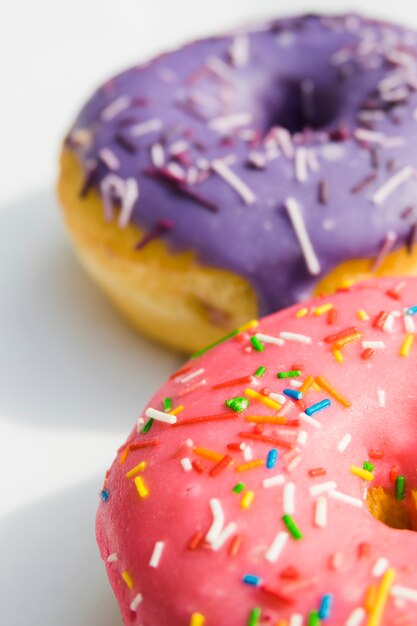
[266,448,278,469]
[241,490,255,509]
[396,475,405,500]
[226,396,249,412]
[134,476,149,498]
[282,514,303,540]
[250,336,264,352]
[305,399,331,416]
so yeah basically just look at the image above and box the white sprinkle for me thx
[297,430,308,445]
[130,593,143,612]
[283,482,295,514]
[130,118,163,137]
[307,148,320,172]
[150,143,165,167]
[99,147,120,170]
[169,140,189,156]
[243,445,253,461]
[345,607,366,626]
[206,498,224,544]
[280,401,295,416]
[265,530,289,563]
[329,490,363,508]
[372,557,389,577]
[107,553,118,563]
[362,341,386,350]
[382,312,395,332]
[176,368,205,384]
[229,34,249,67]
[211,522,238,551]
[337,433,352,453]
[372,165,414,205]
[285,197,321,275]
[405,311,416,333]
[248,151,267,169]
[310,481,338,497]
[289,615,303,626]
[299,412,321,429]
[290,379,303,388]
[100,174,126,221]
[206,56,233,81]
[295,147,308,182]
[211,159,256,204]
[145,407,177,425]
[166,162,186,180]
[377,388,386,408]
[149,541,165,568]
[314,496,328,528]
[118,178,139,228]
[279,331,312,344]
[354,128,386,144]
[269,392,286,404]
[286,454,302,473]
[101,95,130,121]
[262,474,285,488]
[391,585,417,602]
[136,417,145,433]
[180,458,192,472]
[209,112,252,132]
[276,127,294,158]
[255,332,285,346]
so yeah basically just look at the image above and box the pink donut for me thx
[97,277,417,625]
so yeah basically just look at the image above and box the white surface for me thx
[2,1,417,624]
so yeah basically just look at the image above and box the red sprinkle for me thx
[212,375,253,390]
[239,432,295,450]
[170,365,192,380]
[279,566,300,580]
[323,326,359,344]
[327,308,338,325]
[389,465,400,482]
[173,413,238,427]
[261,584,295,605]
[260,387,271,396]
[209,455,233,477]
[188,531,204,550]
[229,534,243,557]
[308,467,327,477]
[254,423,265,434]
[358,542,371,558]
[192,460,204,474]
[368,449,384,460]
[227,442,246,452]
[373,310,388,330]
[361,348,375,360]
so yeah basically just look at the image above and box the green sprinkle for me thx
[247,607,262,626]
[232,482,245,494]
[254,366,266,377]
[191,329,239,358]
[363,461,374,472]
[142,418,154,434]
[277,369,301,379]
[396,475,405,500]
[250,336,264,352]
[225,396,249,412]
[163,397,172,411]
[282,514,303,540]
[308,611,321,626]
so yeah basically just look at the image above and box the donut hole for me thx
[262,77,345,133]
[366,486,417,532]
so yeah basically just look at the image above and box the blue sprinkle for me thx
[266,448,278,469]
[406,305,417,316]
[283,388,303,401]
[319,592,333,619]
[100,489,110,503]
[305,399,331,416]
[242,574,262,586]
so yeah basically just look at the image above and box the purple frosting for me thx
[68,14,417,314]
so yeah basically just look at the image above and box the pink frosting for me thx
[97,277,417,625]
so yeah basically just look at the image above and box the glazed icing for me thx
[68,14,417,315]
[97,277,417,625]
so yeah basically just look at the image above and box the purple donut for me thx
[65,14,417,315]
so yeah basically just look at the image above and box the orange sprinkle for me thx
[236,459,264,472]
[334,331,363,350]
[119,447,130,465]
[327,308,338,325]
[228,534,243,557]
[299,375,315,394]
[121,571,134,589]
[365,584,378,611]
[193,447,224,462]
[400,333,414,357]
[362,348,375,360]
[324,326,359,344]
[315,375,351,408]
[209,455,233,476]
[245,415,287,425]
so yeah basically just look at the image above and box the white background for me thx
[1,1,417,624]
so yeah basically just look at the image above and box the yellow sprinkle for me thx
[190,613,205,626]
[243,388,282,411]
[365,584,378,612]
[193,446,224,462]
[340,278,356,289]
[400,333,414,357]
[333,349,344,363]
[240,490,255,509]
[367,568,396,626]
[358,309,370,321]
[351,466,374,481]
[236,459,264,472]
[121,571,134,590]
[299,375,315,394]
[315,375,351,408]
[245,415,287,424]
[295,307,309,318]
[134,475,149,498]
[238,319,259,332]
[169,405,184,416]
[314,303,333,316]
[312,381,322,391]
[126,461,147,479]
